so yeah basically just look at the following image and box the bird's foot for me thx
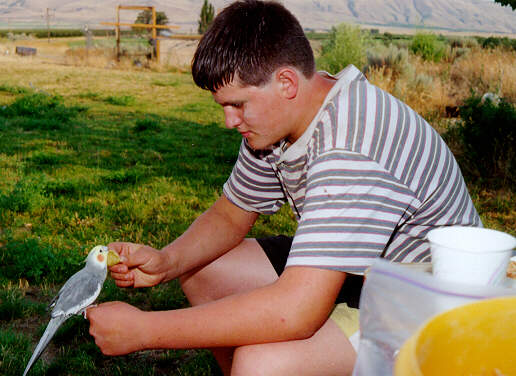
[81,304,97,320]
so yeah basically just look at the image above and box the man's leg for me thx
[232,318,356,376]
[179,239,278,374]
[179,239,356,375]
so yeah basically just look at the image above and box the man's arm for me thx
[162,194,259,280]
[90,265,346,355]
[110,195,260,287]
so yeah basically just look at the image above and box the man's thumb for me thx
[122,247,149,268]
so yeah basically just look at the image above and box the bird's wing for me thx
[49,268,85,309]
[51,268,105,317]
[22,315,67,376]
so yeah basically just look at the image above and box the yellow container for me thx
[394,296,516,376]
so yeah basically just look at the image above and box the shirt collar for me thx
[275,65,363,163]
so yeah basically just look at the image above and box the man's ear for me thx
[275,68,299,100]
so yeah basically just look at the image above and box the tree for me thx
[317,23,371,74]
[132,10,169,34]
[494,0,516,10]
[198,0,215,34]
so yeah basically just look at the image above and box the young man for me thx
[88,1,481,374]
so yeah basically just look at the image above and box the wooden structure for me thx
[101,5,180,62]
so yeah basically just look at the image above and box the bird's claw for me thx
[81,304,97,320]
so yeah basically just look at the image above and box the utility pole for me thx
[115,5,120,61]
[44,8,55,43]
[46,8,50,42]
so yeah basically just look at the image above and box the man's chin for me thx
[245,138,268,151]
[245,135,282,151]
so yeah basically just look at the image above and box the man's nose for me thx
[224,107,242,129]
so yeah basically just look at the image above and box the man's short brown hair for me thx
[192,0,315,92]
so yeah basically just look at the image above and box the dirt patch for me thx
[0,36,199,70]
[160,39,198,68]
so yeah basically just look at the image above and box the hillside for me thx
[0,0,515,34]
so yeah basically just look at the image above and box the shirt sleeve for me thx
[223,140,287,214]
[286,149,420,273]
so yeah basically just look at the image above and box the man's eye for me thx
[231,103,243,108]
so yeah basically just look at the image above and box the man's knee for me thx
[180,238,276,306]
[231,345,280,376]
[179,266,221,306]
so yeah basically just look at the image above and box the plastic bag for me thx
[352,259,516,376]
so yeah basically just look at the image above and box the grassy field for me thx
[0,53,296,375]
[0,34,515,375]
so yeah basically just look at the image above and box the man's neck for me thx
[287,72,337,144]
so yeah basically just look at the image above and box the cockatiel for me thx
[22,245,120,376]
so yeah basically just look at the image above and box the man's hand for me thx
[88,302,147,355]
[108,242,171,288]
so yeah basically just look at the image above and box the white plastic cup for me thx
[427,226,516,286]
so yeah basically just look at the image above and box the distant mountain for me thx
[0,0,515,34]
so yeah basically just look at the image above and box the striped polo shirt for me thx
[223,65,481,273]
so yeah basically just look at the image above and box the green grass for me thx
[0,287,46,321]
[104,95,136,106]
[0,48,513,374]
[0,62,295,375]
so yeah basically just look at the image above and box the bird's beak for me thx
[107,250,121,267]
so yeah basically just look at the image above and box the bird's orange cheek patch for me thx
[97,254,105,263]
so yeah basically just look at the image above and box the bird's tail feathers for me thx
[22,315,67,376]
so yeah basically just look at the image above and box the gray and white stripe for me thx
[223,65,481,273]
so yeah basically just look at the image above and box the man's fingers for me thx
[111,270,133,280]
[132,269,159,288]
[114,279,135,288]
[124,247,152,268]
[110,263,128,273]
[87,301,124,321]
[106,242,125,254]
[86,304,101,321]
[110,269,135,287]
[107,242,143,258]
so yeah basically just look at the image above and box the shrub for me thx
[317,23,370,73]
[443,46,470,63]
[409,32,446,62]
[455,93,516,185]
[365,43,409,77]
[447,36,478,50]
[479,36,516,51]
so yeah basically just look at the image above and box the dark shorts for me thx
[256,235,364,308]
